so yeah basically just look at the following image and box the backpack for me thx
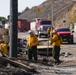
[57,34,62,44]
[51,34,62,44]
[53,34,62,43]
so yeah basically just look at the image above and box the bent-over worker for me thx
[0,40,8,56]
[26,30,39,61]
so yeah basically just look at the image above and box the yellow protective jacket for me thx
[49,34,62,46]
[26,34,38,47]
[0,43,8,54]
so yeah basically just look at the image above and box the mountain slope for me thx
[18,0,76,23]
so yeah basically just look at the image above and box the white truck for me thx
[30,22,37,31]
[30,18,53,37]
[30,21,39,36]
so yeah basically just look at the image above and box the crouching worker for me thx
[0,40,8,57]
[49,30,62,65]
[26,30,39,62]
[0,40,9,66]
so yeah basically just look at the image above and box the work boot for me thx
[53,60,60,65]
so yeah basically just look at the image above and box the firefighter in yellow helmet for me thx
[49,30,62,65]
[26,30,39,61]
[0,40,8,56]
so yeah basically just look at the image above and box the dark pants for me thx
[52,46,60,63]
[28,46,37,61]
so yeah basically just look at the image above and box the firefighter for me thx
[0,40,8,56]
[49,30,62,65]
[26,30,39,61]
[0,40,9,66]
[47,27,51,37]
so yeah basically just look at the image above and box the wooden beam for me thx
[0,57,35,72]
[37,45,53,49]
[38,38,48,42]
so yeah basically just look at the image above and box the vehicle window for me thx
[40,21,51,25]
[57,28,70,32]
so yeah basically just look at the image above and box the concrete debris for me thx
[0,67,32,75]
[65,52,68,57]
[60,52,73,57]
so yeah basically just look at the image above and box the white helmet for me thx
[28,30,34,34]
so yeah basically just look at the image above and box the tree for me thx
[22,7,30,13]
[0,16,7,24]
[66,4,76,23]
[0,16,6,21]
[25,7,29,11]
[66,10,76,29]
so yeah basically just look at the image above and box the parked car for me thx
[56,28,74,44]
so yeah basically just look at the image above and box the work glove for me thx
[28,46,33,49]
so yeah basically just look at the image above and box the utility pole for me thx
[63,13,66,26]
[52,3,54,26]
[9,0,18,57]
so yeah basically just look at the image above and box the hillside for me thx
[18,0,76,25]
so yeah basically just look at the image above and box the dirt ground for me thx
[4,32,75,75]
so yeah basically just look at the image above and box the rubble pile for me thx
[0,67,32,75]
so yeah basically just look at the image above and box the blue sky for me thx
[0,0,46,19]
